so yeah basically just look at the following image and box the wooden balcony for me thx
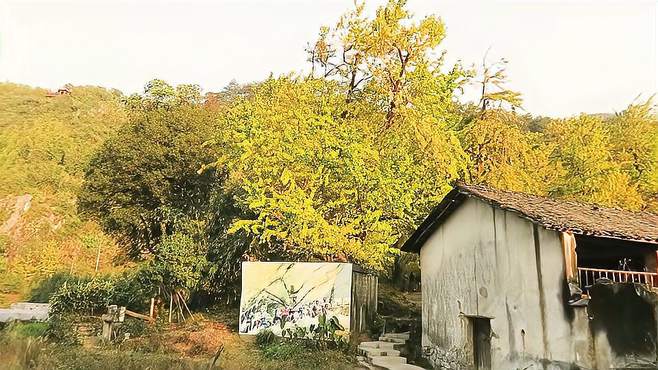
[578,267,658,294]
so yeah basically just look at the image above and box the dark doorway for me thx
[472,317,492,370]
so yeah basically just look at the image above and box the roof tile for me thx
[457,182,658,244]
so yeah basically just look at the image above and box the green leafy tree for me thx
[79,81,220,257]
[146,232,207,292]
[205,1,475,271]
[545,114,644,209]
[459,109,558,194]
[457,61,557,195]
[124,79,203,111]
[605,98,658,210]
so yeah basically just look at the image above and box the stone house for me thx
[402,182,658,369]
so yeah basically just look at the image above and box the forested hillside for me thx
[0,0,657,309]
[0,83,127,303]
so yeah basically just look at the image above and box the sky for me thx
[0,0,656,117]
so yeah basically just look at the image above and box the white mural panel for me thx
[239,262,352,335]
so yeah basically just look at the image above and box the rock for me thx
[0,194,32,234]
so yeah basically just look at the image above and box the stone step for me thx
[358,346,401,358]
[382,332,410,340]
[359,341,404,350]
[379,336,407,344]
[371,355,407,366]
[376,364,425,370]
[357,355,374,369]
[358,332,416,369]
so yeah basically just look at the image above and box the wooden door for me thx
[473,318,492,370]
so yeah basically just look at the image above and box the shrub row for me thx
[44,270,157,315]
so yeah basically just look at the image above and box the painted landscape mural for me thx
[239,262,352,335]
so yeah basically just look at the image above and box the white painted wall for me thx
[420,197,612,369]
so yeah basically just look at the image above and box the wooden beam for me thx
[125,309,155,322]
[561,231,578,282]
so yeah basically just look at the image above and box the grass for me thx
[10,322,49,338]
[0,341,355,370]
[0,315,357,370]
[259,342,355,370]
[0,340,209,370]
[261,342,355,369]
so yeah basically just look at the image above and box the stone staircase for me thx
[357,332,425,369]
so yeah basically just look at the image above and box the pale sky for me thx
[1,0,656,117]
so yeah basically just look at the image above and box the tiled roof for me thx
[402,182,658,252]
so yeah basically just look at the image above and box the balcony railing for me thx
[578,267,658,293]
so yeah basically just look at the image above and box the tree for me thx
[147,232,207,292]
[209,73,464,272]
[307,0,468,132]
[204,80,253,111]
[203,1,474,272]
[476,55,522,111]
[545,114,644,209]
[605,98,658,211]
[79,81,220,257]
[459,108,558,194]
[456,56,554,195]
[211,78,391,269]
[123,79,203,111]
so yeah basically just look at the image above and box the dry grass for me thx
[0,313,357,370]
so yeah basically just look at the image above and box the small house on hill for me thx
[402,182,658,370]
[45,87,71,97]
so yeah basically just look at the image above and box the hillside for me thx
[0,83,128,304]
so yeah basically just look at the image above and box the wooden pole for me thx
[95,244,101,272]
[177,294,185,322]
[175,293,180,322]
[149,298,155,319]
[168,291,173,323]
[178,291,194,320]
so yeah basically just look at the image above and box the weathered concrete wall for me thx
[0,302,49,322]
[419,198,647,369]
[588,282,658,368]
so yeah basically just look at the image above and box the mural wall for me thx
[239,262,352,335]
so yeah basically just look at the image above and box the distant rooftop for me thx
[402,182,658,252]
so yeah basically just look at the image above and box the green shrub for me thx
[49,278,115,315]
[368,313,385,337]
[110,270,157,312]
[12,322,49,338]
[261,342,306,360]
[48,270,156,315]
[280,314,348,350]
[46,315,80,345]
[30,272,78,303]
[255,329,278,347]
[114,318,149,341]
